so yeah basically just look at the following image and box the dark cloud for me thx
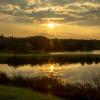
[0,0,27,8]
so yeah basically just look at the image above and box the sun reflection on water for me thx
[49,65,54,72]
[1,63,100,83]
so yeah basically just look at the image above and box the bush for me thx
[0,72,9,84]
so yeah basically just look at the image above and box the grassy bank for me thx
[1,72,100,100]
[0,85,62,100]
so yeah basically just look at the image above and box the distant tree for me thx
[0,35,100,52]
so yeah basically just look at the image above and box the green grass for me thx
[0,85,62,100]
[0,52,100,58]
[0,52,49,57]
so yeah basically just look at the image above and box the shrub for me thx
[0,72,9,84]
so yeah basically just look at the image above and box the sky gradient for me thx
[0,0,100,39]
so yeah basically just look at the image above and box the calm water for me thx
[0,63,100,83]
[49,50,100,55]
[1,51,100,83]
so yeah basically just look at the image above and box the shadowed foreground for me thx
[1,72,100,100]
[0,85,62,100]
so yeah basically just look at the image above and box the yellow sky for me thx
[0,22,100,39]
[0,0,100,39]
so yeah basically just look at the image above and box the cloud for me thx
[0,0,100,26]
[0,0,27,9]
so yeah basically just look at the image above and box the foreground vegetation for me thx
[0,72,100,100]
[0,85,61,100]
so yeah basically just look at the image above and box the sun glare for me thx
[48,23,55,28]
[49,65,54,72]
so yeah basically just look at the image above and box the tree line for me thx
[0,35,100,52]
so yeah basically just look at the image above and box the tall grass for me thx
[0,72,100,100]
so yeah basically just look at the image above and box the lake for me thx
[0,63,100,84]
[0,51,100,84]
[49,50,100,55]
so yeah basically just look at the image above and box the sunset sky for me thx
[0,0,100,39]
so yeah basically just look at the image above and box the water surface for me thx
[0,63,100,83]
[1,52,100,83]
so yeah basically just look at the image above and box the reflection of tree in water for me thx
[2,55,100,67]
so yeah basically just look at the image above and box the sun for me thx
[48,23,55,28]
